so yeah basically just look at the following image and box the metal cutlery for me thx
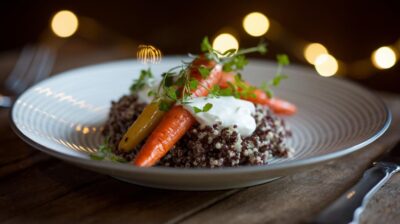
[0,44,56,108]
[313,140,400,224]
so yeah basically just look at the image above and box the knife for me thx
[312,140,400,224]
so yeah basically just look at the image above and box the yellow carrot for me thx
[118,102,167,152]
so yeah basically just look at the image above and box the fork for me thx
[0,44,56,108]
[313,139,400,224]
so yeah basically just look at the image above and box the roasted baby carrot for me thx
[133,60,223,167]
[133,106,196,167]
[267,97,297,115]
[118,102,166,152]
[219,73,297,115]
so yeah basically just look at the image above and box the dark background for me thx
[1,0,399,93]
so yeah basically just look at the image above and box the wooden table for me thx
[0,41,399,224]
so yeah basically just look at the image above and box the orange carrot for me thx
[218,71,236,88]
[267,97,297,115]
[219,73,297,115]
[133,106,196,167]
[133,59,222,167]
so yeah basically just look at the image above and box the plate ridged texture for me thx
[11,58,390,190]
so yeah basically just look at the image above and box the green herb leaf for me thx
[227,81,240,98]
[193,103,213,113]
[201,37,212,52]
[219,87,233,96]
[234,55,248,69]
[90,152,105,160]
[198,66,211,78]
[130,69,153,94]
[165,86,177,100]
[193,106,202,113]
[189,79,199,90]
[209,85,220,96]
[270,74,288,86]
[265,88,273,98]
[175,76,185,87]
[222,55,248,72]
[222,63,233,72]
[258,42,268,55]
[159,100,172,111]
[234,73,242,82]
[203,103,213,112]
[260,81,274,98]
[277,54,290,66]
[221,48,237,56]
[164,74,175,87]
[90,138,127,162]
[234,74,249,90]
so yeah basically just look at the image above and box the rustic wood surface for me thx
[0,40,399,224]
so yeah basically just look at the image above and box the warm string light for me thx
[239,11,399,77]
[47,9,399,77]
[240,12,341,77]
[137,45,162,64]
[51,10,79,38]
[314,54,338,77]
[243,12,270,37]
[212,33,239,54]
[304,43,328,65]
[371,46,398,69]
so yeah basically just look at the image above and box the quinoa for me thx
[102,95,146,161]
[102,94,293,168]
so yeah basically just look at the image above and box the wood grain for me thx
[0,161,104,222]
[3,177,235,224]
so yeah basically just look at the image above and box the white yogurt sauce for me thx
[182,96,256,137]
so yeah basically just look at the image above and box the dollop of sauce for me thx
[183,96,256,137]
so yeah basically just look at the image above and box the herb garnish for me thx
[130,68,153,94]
[259,54,290,97]
[193,103,213,114]
[90,138,127,162]
[129,37,289,112]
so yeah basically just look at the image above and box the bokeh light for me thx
[314,54,338,77]
[137,45,162,64]
[212,33,239,54]
[51,10,79,38]
[304,43,328,64]
[371,46,397,69]
[242,12,270,37]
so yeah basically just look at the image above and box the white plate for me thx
[10,57,391,190]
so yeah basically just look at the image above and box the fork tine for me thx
[5,45,36,90]
[14,46,53,93]
[31,47,56,84]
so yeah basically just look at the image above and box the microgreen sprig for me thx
[90,138,127,162]
[200,37,267,73]
[260,54,290,97]
[130,68,153,94]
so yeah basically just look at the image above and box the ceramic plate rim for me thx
[9,58,392,176]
